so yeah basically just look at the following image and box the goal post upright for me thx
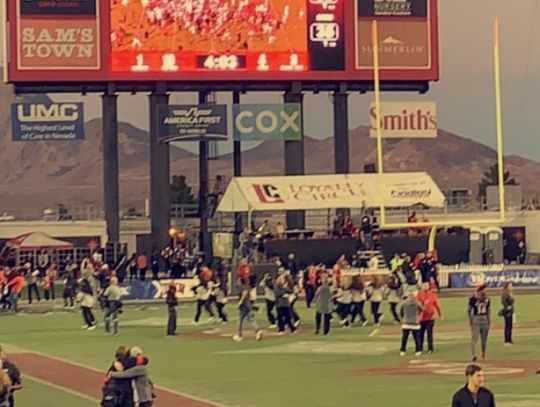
[371,18,506,230]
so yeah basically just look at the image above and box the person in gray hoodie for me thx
[314,273,332,335]
[108,346,154,407]
[399,290,424,356]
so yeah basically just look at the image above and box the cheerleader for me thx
[259,273,277,328]
[274,275,296,334]
[192,281,215,324]
[213,278,229,323]
[77,278,96,330]
[285,275,300,327]
[367,276,385,326]
[386,271,403,324]
[351,275,368,326]
[335,282,352,327]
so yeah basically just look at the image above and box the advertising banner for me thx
[120,278,199,300]
[233,104,302,141]
[358,0,428,17]
[369,101,437,138]
[356,20,431,69]
[212,233,234,259]
[20,0,97,15]
[158,105,228,142]
[18,19,100,69]
[16,0,100,70]
[11,102,85,141]
[449,268,540,288]
[218,173,446,212]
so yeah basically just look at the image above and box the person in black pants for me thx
[259,273,276,327]
[314,273,332,335]
[500,282,515,345]
[166,284,178,336]
[274,275,296,334]
[151,251,160,281]
[26,268,41,304]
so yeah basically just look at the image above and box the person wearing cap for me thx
[468,284,491,362]
[452,364,496,407]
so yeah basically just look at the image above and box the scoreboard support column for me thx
[149,85,171,254]
[199,91,212,261]
[333,83,351,218]
[102,85,120,243]
[284,84,306,230]
[233,91,243,245]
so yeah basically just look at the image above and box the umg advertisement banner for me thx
[11,102,85,141]
[233,103,302,141]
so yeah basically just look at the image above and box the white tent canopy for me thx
[217,173,446,213]
[6,232,74,250]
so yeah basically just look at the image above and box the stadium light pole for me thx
[284,82,306,230]
[333,82,350,220]
[149,84,171,254]
[102,84,120,243]
[199,91,211,261]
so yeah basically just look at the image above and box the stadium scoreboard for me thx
[4,0,439,83]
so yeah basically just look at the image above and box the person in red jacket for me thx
[236,258,251,282]
[417,282,443,354]
[8,271,25,313]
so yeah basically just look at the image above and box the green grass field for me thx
[2,294,540,407]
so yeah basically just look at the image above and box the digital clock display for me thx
[196,55,247,70]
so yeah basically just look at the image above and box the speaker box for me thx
[364,163,377,173]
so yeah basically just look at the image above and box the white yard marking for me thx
[220,341,396,356]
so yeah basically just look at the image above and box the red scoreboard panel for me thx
[5,0,439,83]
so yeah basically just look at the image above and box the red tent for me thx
[6,232,74,250]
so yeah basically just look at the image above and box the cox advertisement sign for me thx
[233,104,302,141]
[450,268,540,288]
[11,102,85,141]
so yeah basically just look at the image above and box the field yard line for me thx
[24,374,99,403]
[368,328,379,337]
[6,344,230,407]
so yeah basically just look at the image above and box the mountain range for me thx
[0,82,539,217]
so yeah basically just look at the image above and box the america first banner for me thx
[16,0,100,70]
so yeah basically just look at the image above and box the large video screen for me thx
[110,0,344,73]
[5,0,439,83]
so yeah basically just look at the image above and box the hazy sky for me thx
[3,1,540,159]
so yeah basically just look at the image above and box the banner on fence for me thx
[120,278,199,300]
[449,268,540,288]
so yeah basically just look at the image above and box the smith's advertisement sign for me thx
[369,101,437,138]
[233,104,302,141]
[11,102,85,141]
[158,105,228,142]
